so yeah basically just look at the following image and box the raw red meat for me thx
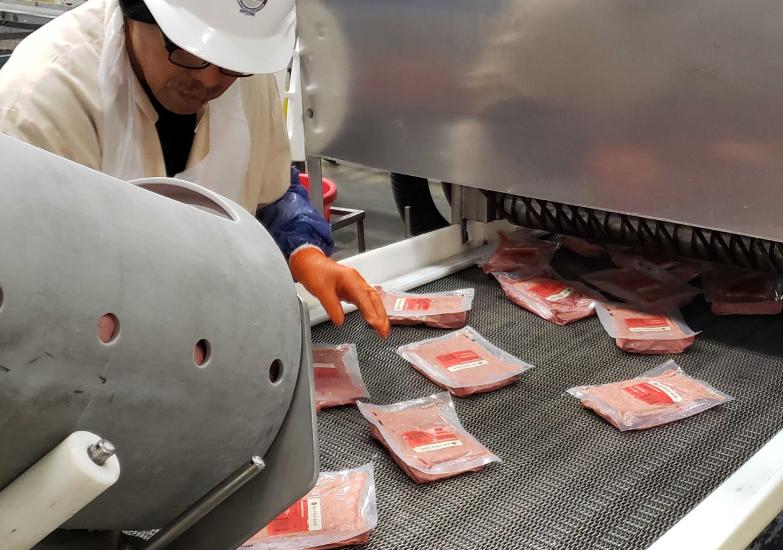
[610,249,680,270]
[704,269,783,315]
[243,464,377,549]
[376,287,474,329]
[558,235,607,258]
[312,344,369,412]
[595,303,697,354]
[567,360,731,431]
[610,251,711,282]
[582,266,700,307]
[357,393,500,483]
[480,230,559,273]
[396,327,534,397]
[493,270,603,325]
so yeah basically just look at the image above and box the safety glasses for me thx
[160,29,253,78]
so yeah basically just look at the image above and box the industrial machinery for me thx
[0,0,79,68]
[0,134,318,550]
[295,0,783,549]
[3,0,783,548]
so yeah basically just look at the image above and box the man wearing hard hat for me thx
[0,0,390,338]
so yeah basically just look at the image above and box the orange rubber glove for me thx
[290,247,391,338]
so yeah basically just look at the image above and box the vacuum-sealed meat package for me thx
[558,235,607,258]
[567,360,731,431]
[376,287,474,329]
[396,326,534,397]
[357,393,500,483]
[703,269,783,315]
[312,344,370,412]
[243,464,378,549]
[610,251,711,282]
[480,230,559,273]
[493,270,603,325]
[582,265,700,307]
[595,303,697,354]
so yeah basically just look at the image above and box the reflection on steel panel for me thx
[298,0,783,243]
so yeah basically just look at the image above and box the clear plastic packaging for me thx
[376,287,475,329]
[396,327,534,397]
[480,230,559,274]
[357,393,500,483]
[567,360,732,431]
[703,269,783,316]
[581,265,701,307]
[595,303,698,354]
[610,251,711,282]
[312,344,370,412]
[558,235,607,258]
[493,269,604,325]
[242,464,378,549]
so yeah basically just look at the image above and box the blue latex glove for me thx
[258,167,335,258]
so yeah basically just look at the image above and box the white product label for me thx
[413,440,464,453]
[447,359,489,372]
[306,498,322,531]
[393,298,406,311]
[628,326,672,333]
[313,363,336,369]
[646,380,683,403]
[546,288,574,302]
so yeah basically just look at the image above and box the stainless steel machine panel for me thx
[298,0,783,243]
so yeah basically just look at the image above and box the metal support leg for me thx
[356,218,366,253]
[305,155,324,216]
[330,207,367,253]
[450,184,469,243]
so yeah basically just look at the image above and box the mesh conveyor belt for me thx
[311,260,783,550]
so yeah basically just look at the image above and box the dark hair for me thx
[118,0,156,23]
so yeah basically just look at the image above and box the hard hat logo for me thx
[237,0,268,16]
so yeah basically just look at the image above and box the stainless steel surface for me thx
[166,298,319,550]
[87,439,116,467]
[498,193,783,272]
[403,205,412,239]
[0,134,302,530]
[142,457,265,550]
[298,0,783,243]
[306,154,324,215]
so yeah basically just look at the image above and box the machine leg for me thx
[357,218,366,253]
[305,155,325,216]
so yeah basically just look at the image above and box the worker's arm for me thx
[256,167,336,257]
[257,168,390,338]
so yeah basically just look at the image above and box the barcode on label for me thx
[625,316,672,333]
[546,288,574,302]
[647,380,682,403]
[413,439,464,453]
[448,359,489,372]
[306,498,322,532]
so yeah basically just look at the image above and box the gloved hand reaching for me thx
[290,247,391,338]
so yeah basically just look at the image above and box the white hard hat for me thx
[143,0,296,75]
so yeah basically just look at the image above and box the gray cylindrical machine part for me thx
[495,192,783,273]
[0,135,302,529]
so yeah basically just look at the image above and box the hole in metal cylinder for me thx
[194,339,211,367]
[98,313,120,344]
[269,359,283,384]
